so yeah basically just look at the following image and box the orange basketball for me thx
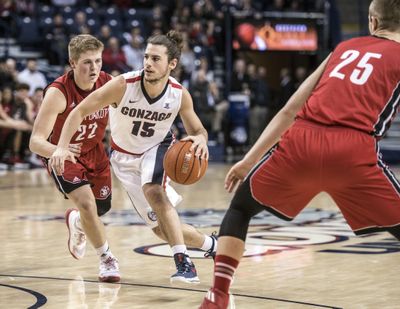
[163,140,208,185]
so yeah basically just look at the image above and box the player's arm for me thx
[50,75,126,174]
[179,87,209,160]
[0,104,32,130]
[225,54,331,192]
[57,75,126,149]
[0,118,31,130]
[29,87,67,158]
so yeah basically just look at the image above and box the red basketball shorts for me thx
[249,119,400,234]
[44,143,111,201]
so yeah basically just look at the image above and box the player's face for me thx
[143,44,177,84]
[70,50,103,84]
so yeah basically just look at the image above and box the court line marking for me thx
[0,274,342,308]
[0,283,47,308]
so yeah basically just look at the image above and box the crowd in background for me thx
[0,0,332,168]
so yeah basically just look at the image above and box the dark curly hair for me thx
[147,30,184,63]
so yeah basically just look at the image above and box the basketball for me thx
[163,141,208,185]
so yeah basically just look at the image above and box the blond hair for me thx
[68,34,104,62]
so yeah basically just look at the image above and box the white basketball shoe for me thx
[65,208,86,260]
[99,254,121,283]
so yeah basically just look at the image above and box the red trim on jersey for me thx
[169,80,182,89]
[111,138,143,156]
[126,76,141,83]
[162,172,167,190]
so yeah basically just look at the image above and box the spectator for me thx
[122,34,145,70]
[51,0,77,7]
[17,58,47,96]
[180,39,196,76]
[231,58,250,93]
[30,87,44,119]
[209,81,229,143]
[268,0,286,11]
[0,88,31,156]
[1,83,32,166]
[0,58,18,89]
[96,25,113,46]
[102,36,129,73]
[278,67,294,108]
[294,66,308,91]
[44,13,70,65]
[15,0,35,16]
[190,69,214,133]
[123,26,144,46]
[192,56,214,83]
[69,11,88,35]
[249,66,270,144]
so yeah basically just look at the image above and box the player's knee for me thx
[219,207,250,241]
[96,198,112,217]
[230,180,265,218]
[143,184,169,208]
[72,195,97,213]
[219,184,265,241]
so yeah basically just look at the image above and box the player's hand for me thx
[49,147,76,175]
[181,135,209,160]
[225,159,253,193]
[68,143,82,157]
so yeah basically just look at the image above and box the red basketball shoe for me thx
[199,288,234,309]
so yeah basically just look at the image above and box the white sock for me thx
[201,235,214,251]
[171,245,187,255]
[172,245,191,263]
[96,241,110,257]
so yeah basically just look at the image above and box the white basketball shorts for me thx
[110,145,182,228]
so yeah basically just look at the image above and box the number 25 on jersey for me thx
[329,50,382,85]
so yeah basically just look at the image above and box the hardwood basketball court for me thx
[1,164,399,308]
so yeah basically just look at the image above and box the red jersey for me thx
[298,36,400,137]
[45,70,111,154]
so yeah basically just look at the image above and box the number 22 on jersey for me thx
[75,122,98,141]
[329,50,382,85]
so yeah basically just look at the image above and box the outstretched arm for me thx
[225,54,331,192]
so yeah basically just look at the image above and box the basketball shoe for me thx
[199,288,235,309]
[204,232,218,260]
[170,253,200,284]
[99,254,120,283]
[66,208,86,260]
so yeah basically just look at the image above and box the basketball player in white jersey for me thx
[50,31,217,284]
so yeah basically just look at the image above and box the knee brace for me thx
[219,179,265,241]
[96,197,112,217]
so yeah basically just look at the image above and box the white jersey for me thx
[109,70,182,154]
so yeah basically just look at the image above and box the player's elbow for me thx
[29,134,39,154]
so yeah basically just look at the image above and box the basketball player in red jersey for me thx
[49,31,218,284]
[198,0,400,307]
[29,34,120,283]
